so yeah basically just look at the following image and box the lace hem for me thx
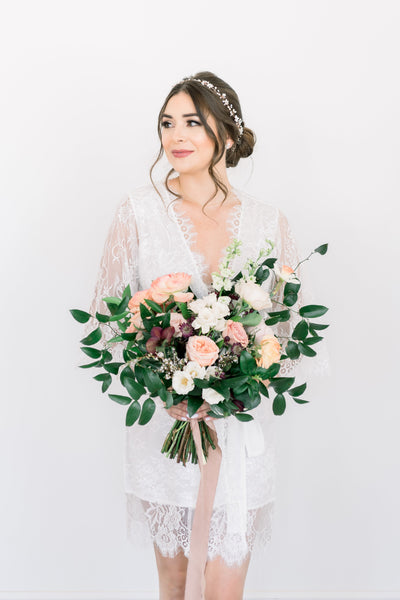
[126,494,274,568]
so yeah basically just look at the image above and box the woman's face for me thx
[161,91,224,175]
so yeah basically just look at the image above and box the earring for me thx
[226,143,232,149]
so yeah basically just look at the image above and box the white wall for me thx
[1,1,399,598]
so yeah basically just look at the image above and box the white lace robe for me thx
[86,180,306,567]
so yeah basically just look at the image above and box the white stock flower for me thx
[192,307,217,333]
[213,301,230,319]
[172,370,195,394]
[202,387,225,405]
[212,273,224,291]
[235,280,272,311]
[184,361,206,380]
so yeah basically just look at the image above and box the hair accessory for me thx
[182,77,244,140]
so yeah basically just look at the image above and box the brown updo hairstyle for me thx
[150,70,256,213]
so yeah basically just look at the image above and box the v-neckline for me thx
[161,181,244,296]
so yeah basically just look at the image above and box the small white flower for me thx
[205,366,218,379]
[172,370,195,394]
[220,266,233,278]
[235,280,272,311]
[184,361,206,380]
[192,307,217,333]
[213,301,230,319]
[202,387,225,405]
[212,273,224,291]
[218,295,231,306]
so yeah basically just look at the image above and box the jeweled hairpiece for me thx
[181,76,244,141]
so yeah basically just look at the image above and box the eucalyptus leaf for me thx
[103,362,124,375]
[309,322,329,330]
[70,309,91,323]
[292,319,309,341]
[93,373,111,381]
[262,363,281,378]
[259,381,270,397]
[270,377,295,393]
[266,309,291,322]
[283,292,298,307]
[95,312,110,323]
[143,370,163,393]
[108,311,129,322]
[286,340,300,360]
[123,377,146,400]
[293,398,309,404]
[101,375,112,393]
[304,335,323,346]
[102,350,112,363]
[79,360,102,369]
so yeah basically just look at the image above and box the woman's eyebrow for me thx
[161,113,200,118]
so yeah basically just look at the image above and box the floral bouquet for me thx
[71,239,328,465]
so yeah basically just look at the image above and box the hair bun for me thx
[226,126,256,167]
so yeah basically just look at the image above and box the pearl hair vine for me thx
[181,76,244,142]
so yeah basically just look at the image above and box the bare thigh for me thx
[153,543,188,600]
[205,552,252,600]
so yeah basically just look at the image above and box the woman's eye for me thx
[161,121,172,128]
[188,120,201,127]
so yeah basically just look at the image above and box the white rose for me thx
[247,322,275,345]
[172,370,195,395]
[192,307,217,333]
[235,281,272,311]
[184,361,206,380]
[202,387,225,405]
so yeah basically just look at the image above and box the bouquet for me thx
[71,239,328,466]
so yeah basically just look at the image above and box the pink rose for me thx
[256,335,281,369]
[169,312,187,336]
[186,335,219,367]
[173,291,194,303]
[274,264,299,283]
[128,289,153,314]
[222,319,249,348]
[149,272,192,304]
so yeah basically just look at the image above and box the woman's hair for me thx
[150,71,256,213]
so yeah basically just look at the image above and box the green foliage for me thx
[108,394,132,405]
[80,327,102,346]
[289,383,307,397]
[138,398,156,425]
[314,243,328,255]
[299,304,328,318]
[272,393,286,415]
[269,377,295,394]
[234,412,254,422]
[298,342,317,357]
[292,319,309,340]
[286,340,300,359]
[126,400,141,426]
[239,351,257,375]
[70,309,91,323]
[81,347,102,359]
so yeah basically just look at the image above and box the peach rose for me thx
[126,312,144,339]
[186,335,219,367]
[149,272,192,304]
[222,319,249,348]
[274,264,299,283]
[173,291,194,303]
[128,289,153,314]
[169,312,187,336]
[256,335,281,369]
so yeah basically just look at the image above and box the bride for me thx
[87,71,301,599]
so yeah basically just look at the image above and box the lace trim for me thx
[126,494,274,567]
[169,191,242,290]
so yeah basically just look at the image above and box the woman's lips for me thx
[171,150,194,158]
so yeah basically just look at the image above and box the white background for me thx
[1,1,399,599]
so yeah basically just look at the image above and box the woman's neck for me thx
[169,170,234,208]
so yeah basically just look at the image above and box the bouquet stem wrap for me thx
[184,418,222,600]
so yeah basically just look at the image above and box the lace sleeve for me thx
[84,195,140,360]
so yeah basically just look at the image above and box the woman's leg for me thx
[153,543,188,600]
[204,552,252,600]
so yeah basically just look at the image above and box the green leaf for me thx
[121,332,137,342]
[235,311,262,327]
[284,282,301,295]
[262,363,281,378]
[283,292,298,307]
[144,299,163,313]
[299,304,329,318]
[303,335,323,346]
[187,397,204,417]
[266,310,291,322]
[286,340,300,360]
[103,362,124,375]
[289,382,307,397]
[270,377,295,393]
[159,386,173,408]
[103,296,120,307]
[263,257,277,268]
[70,309,91,323]
[95,312,110,323]
[292,319,309,341]
[108,311,129,322]
[139,302,152,320]
[298,342,317,357]
[123,377,146,400]
[81,346,102,359]
[79,360,102,368]
[107,335,123,343]
[80,327,102,346]
[314,243,328,255]
[122,284,132,299]
[126,400,141,426]
[272,393,286,415]
[120,364,135,384]
[264,316,281,326]
[234,412,254,422]
[93,373,111,381]
[293,398,309,404]
[309,322,330,331]
[143,370,163,393]
[193,377,210,389]
[108,394,132,405]
[102,350,112,363]
[101,375,112,393]
[138,398,156,425]
[259,381,270,397]
[239,351,257,375]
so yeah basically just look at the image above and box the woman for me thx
[87,71,301,599]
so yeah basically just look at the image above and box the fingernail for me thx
[205,417,211,421]
[181,417,187,421]
[192,413,199,419]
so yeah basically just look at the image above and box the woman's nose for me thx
[173,123,186,143]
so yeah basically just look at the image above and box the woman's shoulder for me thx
[234,186,284,220]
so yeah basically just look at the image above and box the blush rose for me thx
[186,335,219,367]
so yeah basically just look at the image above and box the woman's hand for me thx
[165,399,216,422]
